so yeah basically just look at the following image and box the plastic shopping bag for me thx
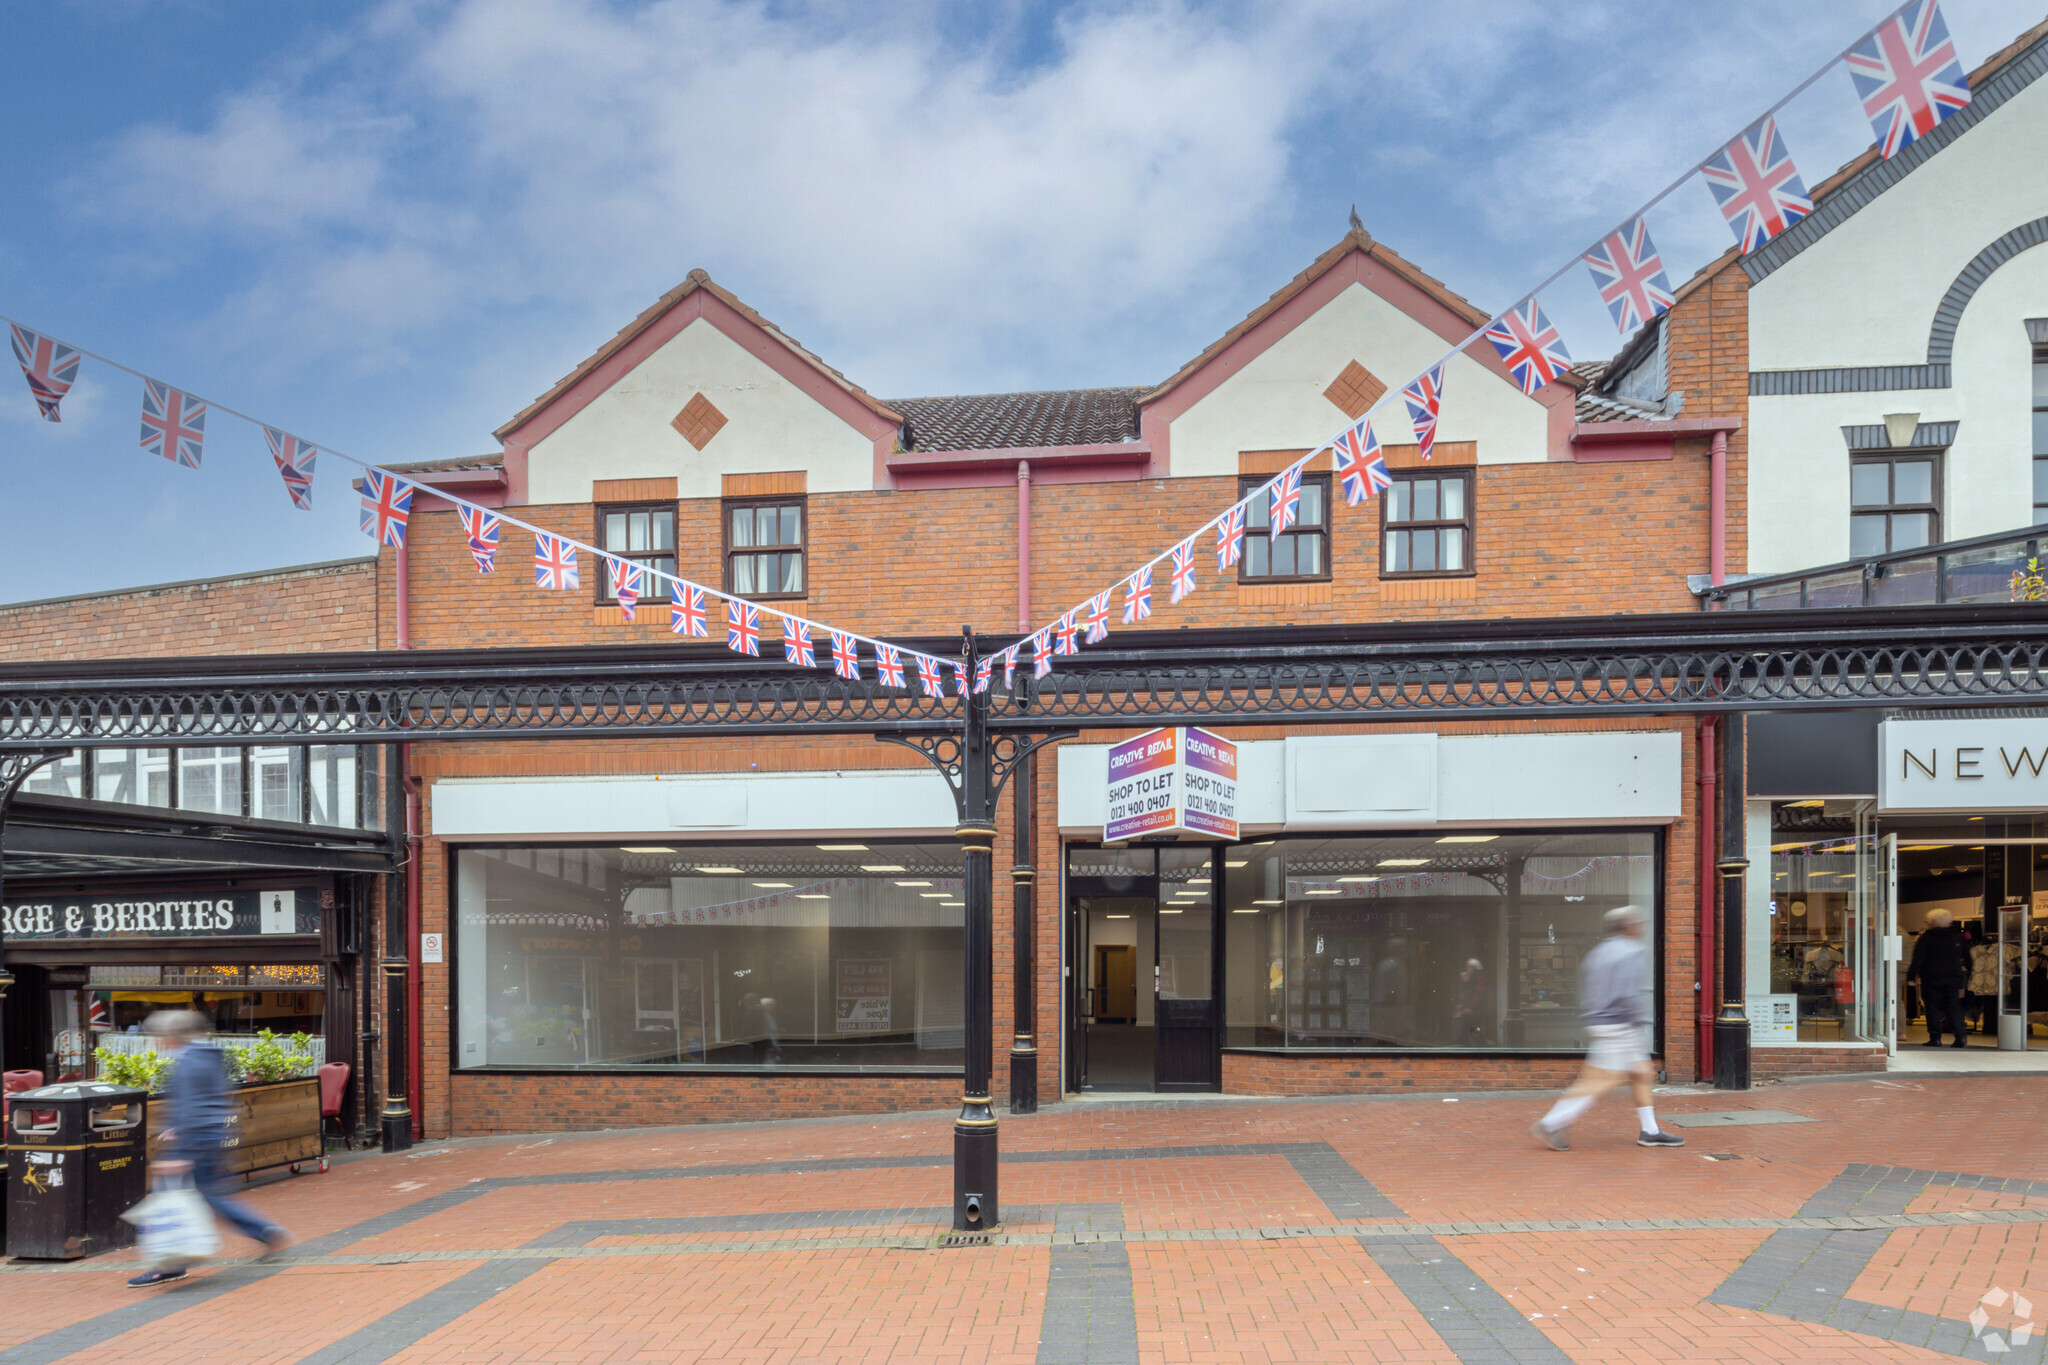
[121,1173,220,1269]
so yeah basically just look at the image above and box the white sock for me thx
[1637,1106,1659,1134]
[1543,1094,1594,1129]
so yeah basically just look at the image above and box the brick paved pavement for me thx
[3,1075,2045,1363]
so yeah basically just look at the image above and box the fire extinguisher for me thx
[1834,965,1854,1005]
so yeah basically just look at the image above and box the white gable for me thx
[1166,281,1552,476]
[527,317,875,503]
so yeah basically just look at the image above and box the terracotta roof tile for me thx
[888,388,1145,452]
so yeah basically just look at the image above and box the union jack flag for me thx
[1054,611,1082,655]
[974,656,993,693]
[831,631,861,680]
[9,325,80,422]
[458,506,501,573]
[875,643,906,688]
[1269,464,1303,539]
[1847,0,1970,159]
[1483,300,1573,396]
[954,662,969,697]
[1082,591,1112,644]
[1215,504,1246,571]
[1169,538,1198,604]
[1122,566,1153,624]
[359,471,413,547]
[671,585,708,637]
[1032,627,1055,679]
[1403,364,1444,460]
[138,379,206,469]
[1332,419,1391,506]
[916,655,944,697]
[609,559,644,620]
[1001,646,1020,689]
[264,427,318,510]
[726,600,761,656]
[783,618,816,667]
[1702,117,1813,253]
[534,533,579,590]
[1581,218,1676,337]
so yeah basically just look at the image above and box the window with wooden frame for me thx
[1381,470,1474,577]
[724,496,807,598]
[1237,474,1331,582]
[1849,451,1940,556]
[596,502,676,604]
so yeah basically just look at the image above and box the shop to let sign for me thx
[835,959,891,1032]
[1104,726,1239,843]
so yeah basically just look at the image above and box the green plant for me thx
[2011,556,2047,602]
[224,1028,315,1084]
[93,1047,171,1093]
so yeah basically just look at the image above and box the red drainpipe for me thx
[394,542,424,1140]
[1017,460,1032,630]
[1697,715,1718,1082]
[1709,431,1728,587]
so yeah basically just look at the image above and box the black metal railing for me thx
[1704,524,2045,612]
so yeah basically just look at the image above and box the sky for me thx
[1,0,2042,603]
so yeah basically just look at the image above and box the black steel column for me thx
[1008,749,1037,1114]
[1713,714,1751,1090]
[380,744,413,1151]
[954,648,998,1229]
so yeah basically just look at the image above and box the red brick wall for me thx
[0,557,379,662]
[1750,1046,1887,1079]
[1223,1051,1582,1095]
[449,1071,956,1134]
[1663,261,1750,575]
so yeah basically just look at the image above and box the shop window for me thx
[453,841,965,1072]
[176,748,244,816]
[19,752,82,798]
[1220,831,1657,1051]
[724,497,806,599]
[1381,471,1474,577]
[251,746,305,822]
[596,502,676,604]
[310,745,360,828]
[2034,345,2048,524]
[1850,452,1940,556]
[1238,474,1331,582]
[93,749,172,806]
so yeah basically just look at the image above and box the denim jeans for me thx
[184,1149,277,1243]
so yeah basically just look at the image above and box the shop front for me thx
[1748,712,2048,1072]
[1057,727,1686,1095]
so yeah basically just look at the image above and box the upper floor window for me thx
[597,503,676,604]
[1237,474,1330,582]
[1850,452,1939,556]
[1382,471,1473,577]
[2033,346,2047,524]
[16,746,364,829]
[725,497,806,598]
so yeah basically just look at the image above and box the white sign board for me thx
[1747,993,1798,1044]
[1879,718,2048,812]
[259,890,296,935]
[420,932,444,964]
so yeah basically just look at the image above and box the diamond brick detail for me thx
[672,392,729,450]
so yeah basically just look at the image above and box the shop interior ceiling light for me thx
[695,865,745,875]
[1107,913,1131,919]
[862,864,906,872]
[796,893,830,899]
[1225,860,1248,868]
[1253,898,1282,906]
[1337,876,1380,883]
[817,843,868,850]
[895,879,931,886]
[621,846,676,853]
[920,892,949,898]
[1379,858,1429,866]
[941,901,963,907]
[1160,908,1184,914]
[752,882,791,888]
[1304,888,1342,895]
[1437,835,1497,843]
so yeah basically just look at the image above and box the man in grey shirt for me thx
[1531,905,1684,1151]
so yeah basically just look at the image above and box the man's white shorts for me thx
[1584,1022,1649,1072]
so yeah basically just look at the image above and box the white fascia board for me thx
[429,769,957,839]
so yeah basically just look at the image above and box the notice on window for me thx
[836,959,892,1033]
[1747,993,1798,1044]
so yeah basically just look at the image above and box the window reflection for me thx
[455,843,967,1071]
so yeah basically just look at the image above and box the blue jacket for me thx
[162,1042,233,1159]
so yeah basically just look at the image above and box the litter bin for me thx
[5,1081,149,1260]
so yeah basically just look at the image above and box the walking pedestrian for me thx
[127,1010,296,1287]
[1531,905,1683,1151]
[1907,909,1970,1048]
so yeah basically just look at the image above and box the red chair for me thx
[4,1070,48,1132]
[317,1063,353,1151]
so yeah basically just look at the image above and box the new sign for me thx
[1104,726,1238,843]
[1878,719,2048,812]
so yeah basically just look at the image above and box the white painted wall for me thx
[429,769,958,839]
[1746,71,2048,571]
[1166,282,1552,476]
[527,318,876,503]
[1058,731,1681,831]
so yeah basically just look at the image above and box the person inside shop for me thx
[125,1010,296,1288]
[1452,958,1492,1046]
[1907,909,1970,1048]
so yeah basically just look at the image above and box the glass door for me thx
[1154,848,1220,1091]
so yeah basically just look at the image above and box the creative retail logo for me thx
[1970,1287,2036,1354]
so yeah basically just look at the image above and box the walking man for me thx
[127,1010,296,1287]
[1531,905,1684,1150]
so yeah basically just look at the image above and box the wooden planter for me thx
[144,1077,324,1177]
